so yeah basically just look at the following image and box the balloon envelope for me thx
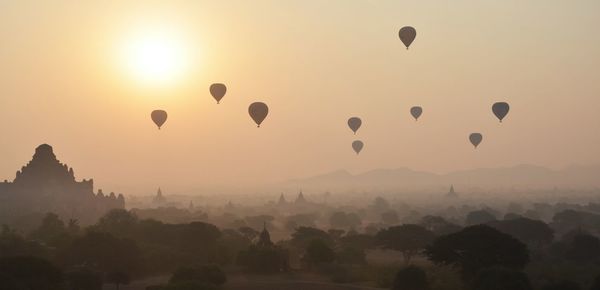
[492,102,510,122]
[352,140,364,155]
[410,106,423,120]
[347,117,362,134]
[210,83,227,104]
[469,133,483,148]
[151,110,168,129]
[248,102,269,127]
[399,26,416,49]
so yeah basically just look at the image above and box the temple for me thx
[446,185,458,198]
[0,144,125,226]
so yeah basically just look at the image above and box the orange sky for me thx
[0,1,599,195]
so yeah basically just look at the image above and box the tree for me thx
[336,247,366,265]
[95,209,138,238]
[471,267,532,290]
[465,210,496,225]
[419,215,462,236]
[216,229,252,265]
[0,256,63,290]
[106,271,130,290]
[487,218,554,246]
[376,224,435,262]
[425,225,529,280]
[291,227,333,249]
[303,239,335,265]
[59,231,141,274]
[590,273,600,290]
[66,267,103,290]
[371,197,391,212]
[238,226,259,242]
[285,214,317,230]
[146,282,217,290]
[0,226,47,258]
[329,212,361,229]
[392,265,429,290]
[169,265,226,286]
[339,234,376,251]
[381,211,400,225]
[237,245,289,273]
[29,213,69,247]
[565,233,600,263]
[540,280,581,290]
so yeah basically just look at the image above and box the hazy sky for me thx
[1,1,599,195]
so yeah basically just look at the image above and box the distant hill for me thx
[285,164,600,191]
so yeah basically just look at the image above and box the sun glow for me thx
[119,27,191,86]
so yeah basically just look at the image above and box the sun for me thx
[119,27,190,86]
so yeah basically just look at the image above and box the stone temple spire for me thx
[446,185,458,198]
[295,190,307,204]
[278,193,287,205]
[153,187,166,204]
[256,221,273,247]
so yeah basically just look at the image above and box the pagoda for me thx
[0,144,125,226]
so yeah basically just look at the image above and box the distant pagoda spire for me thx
[256,221,273,247]
[446,185,458,198]
[295,190,306,204]
[153,187,166,204]
[278,193,287,205]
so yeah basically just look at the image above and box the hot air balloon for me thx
[151,110,168,129]
[492,102,510,123]
[399,26,416,49]
[348,117,362,134]
[352,140,364,155]
[248,102,269,127]
[210,83,227,104]
[469,133,483,148]
[410,106,423,121]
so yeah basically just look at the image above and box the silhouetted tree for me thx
[471,266,532,290]
[465,210,497,225]
[106,271,130,290]
[59,231,141,275]
[291,227,333,249]
[590,273,600,290]
[339,233,376,251]
[66,267,102,290]
[503,213,522,220]
[488,217,554,246]
[0,225,47,258]
[566,233,600,263]
[215,229,252,265]
[303,239,335,265]
[382,211,400,225]
[237,245,288,273]
[285,214,317,230]
[376,224,435,263]
[169,265,226,286]
[419,215,462,236]
[0,256,63,290]
[29,212,69,247]
[330,212,361,229]
[238,226,259,242]
[336,247,366,265]
[425,225,529,280]
[392,265,429,290]
[540,280,581,290]
[371,196,391,213]
[95,209,138,238]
